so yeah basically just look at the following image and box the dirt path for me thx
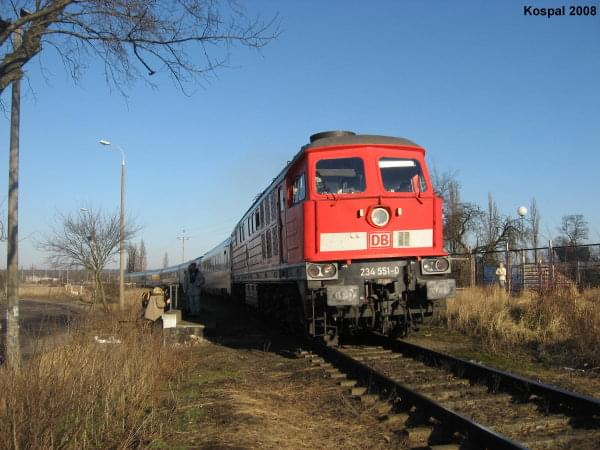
[151,296,408,449]
[0,298,81,361]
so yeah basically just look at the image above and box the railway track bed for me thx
[303,335,600,449]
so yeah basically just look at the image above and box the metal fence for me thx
[450,243,600,292]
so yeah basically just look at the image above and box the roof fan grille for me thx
[309,130,356,143]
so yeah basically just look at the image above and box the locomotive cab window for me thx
[315,157,365,194]
[292,173,306,204]
[379,158,427,193]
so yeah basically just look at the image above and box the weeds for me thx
[446,287,600,367]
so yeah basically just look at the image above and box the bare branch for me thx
[0,1,279,96]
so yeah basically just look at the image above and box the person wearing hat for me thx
[144,286,169,324]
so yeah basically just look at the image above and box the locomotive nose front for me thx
[309,151,441,259]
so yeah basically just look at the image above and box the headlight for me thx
[307,263,338,279]
[421,258,450,274]
[370,207,390,227]
[434,258,450,272]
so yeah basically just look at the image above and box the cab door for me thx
[277,185,288,263]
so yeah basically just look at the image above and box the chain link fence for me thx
[450,243,600,292]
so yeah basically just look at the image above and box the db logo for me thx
[369,232,392,248]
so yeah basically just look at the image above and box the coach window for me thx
[379,158,427,193]
[292,173,306,204]
[315,157,365,194]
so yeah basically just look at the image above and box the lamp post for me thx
[99,139,125,310]
[517,206,527,274]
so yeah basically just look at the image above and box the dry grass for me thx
[0,310,182,449]
[17,284,149,313]
[18,284,85,301]
[446,287,600,366]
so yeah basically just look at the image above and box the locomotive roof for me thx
[303,133,419,150]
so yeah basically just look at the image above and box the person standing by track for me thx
[184,262,204,316]
[495,262,507,290]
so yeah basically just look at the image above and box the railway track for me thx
[302,334,600,449]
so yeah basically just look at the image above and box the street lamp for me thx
[99,139,125,310]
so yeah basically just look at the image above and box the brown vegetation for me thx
[18,283,147,309]
[446,287,600,367]
[0,311,181,449]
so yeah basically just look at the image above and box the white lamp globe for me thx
[517,206,528,217]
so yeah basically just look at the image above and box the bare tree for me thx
[138,239,147,271]
[0,1,278,97]
[474,193,519,255]
[162,251,169,269]
[126,241,137,273]
[430,166,458,199]
[529,197,541,248]
[442,180,482,253]
[430,169,481,254]
[39,207,140,310]
[556,214,589,246]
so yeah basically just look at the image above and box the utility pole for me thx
[177,229,190,263]
[6,25,23,369]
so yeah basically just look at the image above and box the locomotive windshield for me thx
[379,158,428,192]
[316,157,365,194]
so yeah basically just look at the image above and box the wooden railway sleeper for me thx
[429,384,489,402]
[416,379,471,391]
[497,414,571,434]
[440,392,514,410]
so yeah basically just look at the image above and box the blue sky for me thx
[1,1,599,269]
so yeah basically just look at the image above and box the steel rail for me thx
[306,338,527,449]
[371,335,600,417]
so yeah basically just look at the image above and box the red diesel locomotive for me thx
[127,131,455,342]
[229,131,455,341]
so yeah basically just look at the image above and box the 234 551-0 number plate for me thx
[360,266,401,277]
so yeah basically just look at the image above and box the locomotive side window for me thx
[278,187,285,211]
[379,158,427,193]
[315,157,365,194]
[292,173,306,204]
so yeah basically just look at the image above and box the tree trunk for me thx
[95,270,108,312]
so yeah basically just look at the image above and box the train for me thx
[126,131,455,343]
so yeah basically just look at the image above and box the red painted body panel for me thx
[301,144,445,262]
